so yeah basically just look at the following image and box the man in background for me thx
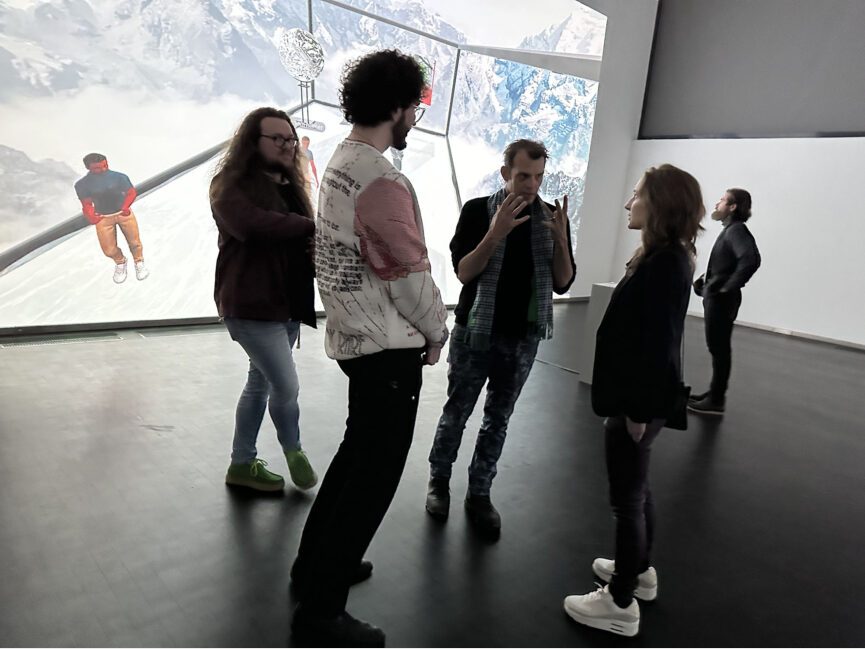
[689,187,761,416]
[300,136,319,198]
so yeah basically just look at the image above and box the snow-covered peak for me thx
[518,7,606,56]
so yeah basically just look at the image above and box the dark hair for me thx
[209,107,312,217]
[631,164,705,268]
[503,139,548,167]
[726,187,752,222]
[339,50,425,127]
[83,153,106,167]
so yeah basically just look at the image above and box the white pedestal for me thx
[578,282,618,385]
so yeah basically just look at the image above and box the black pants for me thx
[604,415,664,608]
[703,290,742,402]
[293,348,423,615]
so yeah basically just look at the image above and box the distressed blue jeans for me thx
[429,325,539,496]
[224,318,302,464]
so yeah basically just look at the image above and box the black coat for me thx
[592,244,693,424]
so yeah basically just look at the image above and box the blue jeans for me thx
[429,325,539,496]
[224,318,302,464]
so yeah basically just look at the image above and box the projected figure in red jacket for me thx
[74,153,149,283]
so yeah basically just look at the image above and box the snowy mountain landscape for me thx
[0,0,605,325]
[0,145,78,249]
[0,0,309,101]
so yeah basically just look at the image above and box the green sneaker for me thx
[225,458,285,492]
[285,449,318,490]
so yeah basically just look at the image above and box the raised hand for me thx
[488,193,529,242]
[542,195,569,246]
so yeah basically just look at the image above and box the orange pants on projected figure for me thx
[95,211,144,264]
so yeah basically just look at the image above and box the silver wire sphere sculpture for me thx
[278,28,325,83]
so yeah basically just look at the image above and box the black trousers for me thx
[293,348,423,615]
[604,415,664,608]
[703,290,742,402]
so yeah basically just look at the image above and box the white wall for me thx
[572,0,659,296]
[613,137,865,347]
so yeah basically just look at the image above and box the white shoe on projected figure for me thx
[113,261,128,284]
[134,260,150,281]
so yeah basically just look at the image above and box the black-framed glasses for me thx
[414,105,426,124]
[260,134,298,149]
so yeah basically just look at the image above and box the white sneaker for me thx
[134,260,150,281]
[592,558,658,601]
[113,261,128,284]
[563,584,639,637]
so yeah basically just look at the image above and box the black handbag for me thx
[666,381,691,430]
[666,335,690,430]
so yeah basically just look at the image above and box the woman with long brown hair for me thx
[210,107,318,492]
[564,164,704,637]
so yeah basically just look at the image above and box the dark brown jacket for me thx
[211,175,316,325]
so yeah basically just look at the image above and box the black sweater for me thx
[592,245,693,424]
[450,196,576,337]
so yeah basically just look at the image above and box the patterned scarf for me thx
[460,188,555,350]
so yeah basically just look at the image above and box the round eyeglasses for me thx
[260,134,298,149]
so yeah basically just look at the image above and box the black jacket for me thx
[592,245,693,424]
[702,220,761,296]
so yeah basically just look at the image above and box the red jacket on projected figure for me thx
[73,154,149,283]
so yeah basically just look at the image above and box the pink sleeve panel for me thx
[355,177,430,281]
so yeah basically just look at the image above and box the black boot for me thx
[425,477,450,521]
[291,605,385,647]
[464,493,501,538]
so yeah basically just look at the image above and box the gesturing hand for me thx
[488,193,529,242]
[625,417,647,443]
[541,195,569,246]
[423,345,443,366]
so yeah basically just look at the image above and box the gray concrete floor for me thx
[1,303,864,647]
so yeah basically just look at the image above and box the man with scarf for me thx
[425,139,576,537]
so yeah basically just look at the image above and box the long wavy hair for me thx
[209,107,313,217]
[630,164,705,270]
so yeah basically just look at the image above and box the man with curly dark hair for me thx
[290,50,448,648]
